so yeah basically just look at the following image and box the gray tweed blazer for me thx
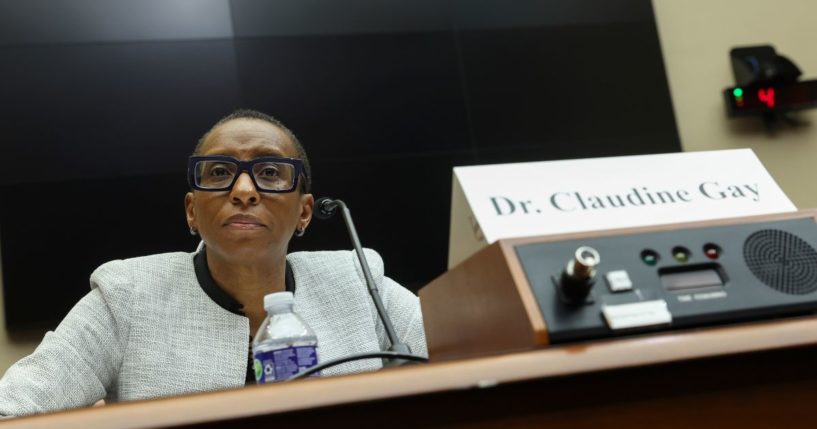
[0,248,427,416]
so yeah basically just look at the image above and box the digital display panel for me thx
[724,80,817,116]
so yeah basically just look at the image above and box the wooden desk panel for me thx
[3,315,817,428]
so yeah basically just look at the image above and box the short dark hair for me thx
[193,109,312,193]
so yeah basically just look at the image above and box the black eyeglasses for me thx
[188,155,307,193]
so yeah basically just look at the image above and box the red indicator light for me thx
[703,243,721,260]
[758,87,776,108]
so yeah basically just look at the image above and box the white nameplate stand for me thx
[449,149,796,268]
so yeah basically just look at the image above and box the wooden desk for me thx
[3,315,817,428]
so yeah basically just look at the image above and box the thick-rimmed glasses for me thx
[188,155,306,193]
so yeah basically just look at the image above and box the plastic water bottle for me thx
[252,291,320,383]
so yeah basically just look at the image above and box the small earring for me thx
[295,227,305,237]
[190,227,198,236]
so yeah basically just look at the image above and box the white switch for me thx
[602,300,672,330]
[606,270,633,292]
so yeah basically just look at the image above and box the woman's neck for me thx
[206,249,287,333]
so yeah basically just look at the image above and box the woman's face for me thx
[184,118,313,264]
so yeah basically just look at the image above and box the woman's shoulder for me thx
[89,251,196,292]
[287,248,383,274]
[286,248,385,280]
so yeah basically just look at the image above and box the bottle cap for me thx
[264,291,294,312]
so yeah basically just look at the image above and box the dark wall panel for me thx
[231,34,472,159]
[0,0,680,330]
[0,40,242,183]
[460,22,678,158]
[0,38,243,329]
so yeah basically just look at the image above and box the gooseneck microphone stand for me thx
[288,197,428,381]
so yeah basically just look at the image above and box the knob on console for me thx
[559,246,600,305]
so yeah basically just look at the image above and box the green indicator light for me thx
[733,88,743,98]
[641,249,660,266]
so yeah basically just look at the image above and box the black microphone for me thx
[311,197,420,367]
[314,197,339,220]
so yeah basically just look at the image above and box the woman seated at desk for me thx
[0,110,427,416]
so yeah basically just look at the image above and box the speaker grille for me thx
[744,229,817,295]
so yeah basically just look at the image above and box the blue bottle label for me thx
[253,345,320,383]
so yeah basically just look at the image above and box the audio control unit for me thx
[420,211,817,360]
[517,216,817,343]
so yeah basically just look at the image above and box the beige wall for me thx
[653,0,817,208]
[2,0,817,374]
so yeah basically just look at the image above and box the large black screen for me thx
[0,0,680,329]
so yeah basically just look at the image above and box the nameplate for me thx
[448,149,795,267]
